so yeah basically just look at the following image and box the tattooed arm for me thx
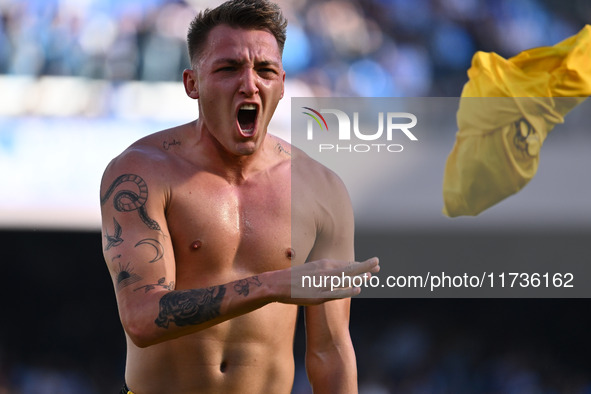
[100,147,269,346]
[100,147,270,346]
[100,144,377,348]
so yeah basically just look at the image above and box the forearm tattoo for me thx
[134,277,175,293]
[155,286,226,329]
[100,174,161,231]
[233,276,262,296]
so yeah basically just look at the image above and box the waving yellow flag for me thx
[442,25,591,217]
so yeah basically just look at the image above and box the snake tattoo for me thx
[101,174,161,231]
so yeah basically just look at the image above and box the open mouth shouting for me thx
[237,104,258,137]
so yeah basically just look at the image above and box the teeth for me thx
[240,104,257,110]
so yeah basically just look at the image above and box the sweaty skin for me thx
[101,25,377,394]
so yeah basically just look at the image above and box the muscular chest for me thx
[166,172,299,286]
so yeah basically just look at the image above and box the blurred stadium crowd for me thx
[0,0,589,96]
[2,0,591,393]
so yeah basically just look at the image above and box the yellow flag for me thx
[442,25,591,217]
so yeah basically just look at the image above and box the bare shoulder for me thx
[288,142,349,196]
[100,124,191,190]
[264,134,349,202]
[288,140,354,258]
[267,134,293,159]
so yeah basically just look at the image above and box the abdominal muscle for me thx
[124,302,299,394]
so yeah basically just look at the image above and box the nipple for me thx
[286,248,295,260]
[190,240,202,250]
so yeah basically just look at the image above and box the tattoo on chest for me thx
[155,286,226,329]
[163,139,181,150]
[233,276,262,296]
[100,174,161,231]
[275,143,291,157]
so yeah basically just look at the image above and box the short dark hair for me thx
[187,0,288,64]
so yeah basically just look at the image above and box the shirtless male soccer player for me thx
[100,1,379,393]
